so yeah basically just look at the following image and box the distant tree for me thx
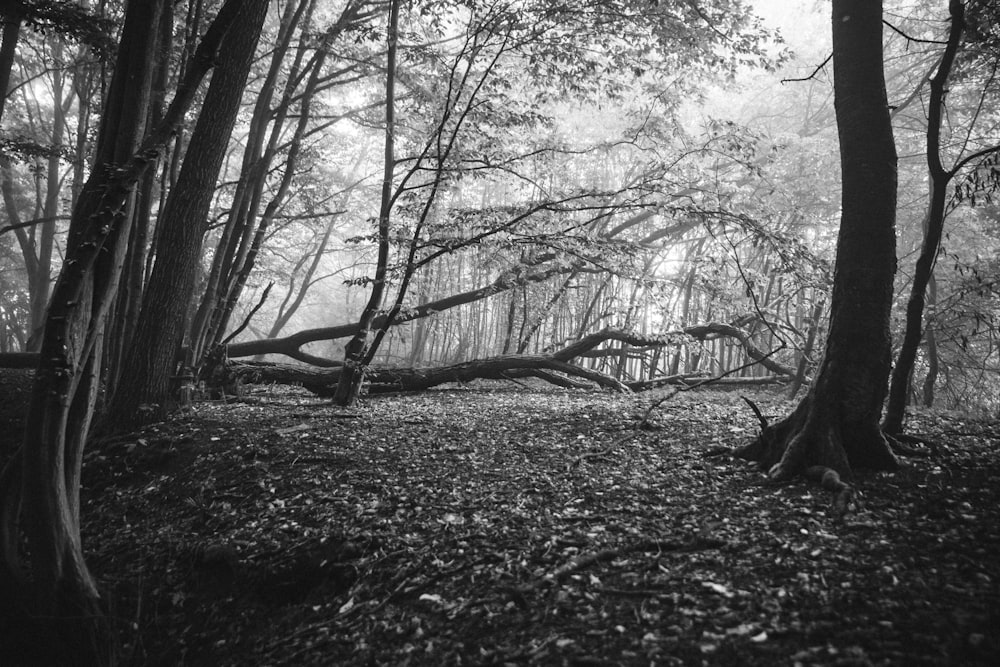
[0,3,106,348]
[737,0,898,489]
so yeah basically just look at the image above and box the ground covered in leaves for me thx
[80,383,1000,666]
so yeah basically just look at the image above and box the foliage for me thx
[0,136,78,163]
[11,0,117,60]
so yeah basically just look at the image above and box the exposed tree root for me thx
[885,433,940,457]
[733,394,894,516]
[741,396,768,431]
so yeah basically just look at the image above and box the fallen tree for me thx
[227,357,627,395]
[226,359,791,395]
[628,374,789,391]
[224,317,796,375]
[222,326,794,395]
[223,261,580,364]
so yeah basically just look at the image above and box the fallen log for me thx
[226,360,789,396]
[223,326,794,396]
[627,374,790,391]
[225,355,630,395]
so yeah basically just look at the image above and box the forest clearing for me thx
[6,383,991,666]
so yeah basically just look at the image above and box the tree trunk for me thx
[105,2,174,398]
[334,0,399,406]
[0,2,243,661]
[737,0,898,482]
[0,13,20,127]
[922,275,939,407]
[105,0,268,430]
[787,296,824,399]
[883,0,965,435]
[186,0,313,369]
[226,326,794,397]
[3,2,166,661]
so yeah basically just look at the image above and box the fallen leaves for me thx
[79,384,1000,666]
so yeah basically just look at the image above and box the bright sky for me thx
[693,1,832,129]
[750,0,830,61]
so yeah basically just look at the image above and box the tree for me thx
[185,0,377,373]
[883,0,1000,433]
[316,0,782,404]
[333,0,400,405]
[105,0,269,429]
[0,1,245,662]
[736,0,898,488]
[0,2,114,348]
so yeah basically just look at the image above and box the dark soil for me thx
[73,383,999,665]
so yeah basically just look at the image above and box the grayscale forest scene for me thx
[0,0,997,665]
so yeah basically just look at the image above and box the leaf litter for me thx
[81,383,1000,665]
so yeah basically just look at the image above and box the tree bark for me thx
[228,355,630,395]
[921,275,939,407]
[883,0,965,435]
[0,2,244,661]
[104,1,174,398]
[334,0,400,406]
[105,0,269,430]
[737,0,898,483]
[186,0,314,369]
[5,2,166,661]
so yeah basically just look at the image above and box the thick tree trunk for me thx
[227,359,791,396]
[0,14,20,127]
[105,0,269,431]
[4,3,167,661]
[228,356,630,395]
[737,0,898,483]
[104,2,174,399]
[0,2,244,662]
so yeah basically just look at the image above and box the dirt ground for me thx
[71,383,1000,665]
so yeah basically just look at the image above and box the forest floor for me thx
[75,383,999,666]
